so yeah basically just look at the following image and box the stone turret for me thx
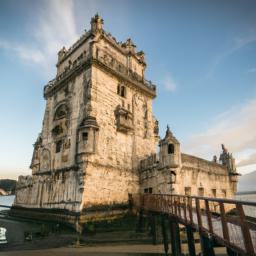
[159,125,181,169]
[219,144,237,173]
[91,13,104,34]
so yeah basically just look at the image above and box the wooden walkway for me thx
[131,194,256,256]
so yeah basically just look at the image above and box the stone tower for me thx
[159,125,181,169]
[14,14,158,223]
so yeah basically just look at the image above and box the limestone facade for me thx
[139,127,239,198]
[14,14,238,224]
[14,14,158,216]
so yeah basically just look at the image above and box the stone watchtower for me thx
[159,125,181,169]
[14,14,158,224]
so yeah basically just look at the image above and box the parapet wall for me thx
[181,153,228,175]
[173,153,236,198]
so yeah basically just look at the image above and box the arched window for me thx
[168,143,174,154]
[54,104,68,120]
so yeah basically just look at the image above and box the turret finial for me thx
[91,13,104,34]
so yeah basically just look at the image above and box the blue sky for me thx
[0,0,256,179]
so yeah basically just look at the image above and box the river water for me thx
[0,195,15,211]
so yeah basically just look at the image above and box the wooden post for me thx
[161,215,169,255]
[186,225,196,256]
[169,217,181,256]
[236,203,254,256]
[136,209,144,232]
[150,213,157,244]
[219,202,230,242]
[205,199,213,234]
[200,234,215,256]
[195,198,202,230]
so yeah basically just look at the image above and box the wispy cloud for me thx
[247,67,256,73]
[237,153,256,167]
[0,0,79,76]
[183,99,256,173]
[0,40,44,64]
[163,74,177,92]
[204,30,256,80]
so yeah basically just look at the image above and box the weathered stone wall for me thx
[80,37,157,206]
[14,15,157,217]
[174,153,237,198]
[15,169,83,212]
[139,152,238,199]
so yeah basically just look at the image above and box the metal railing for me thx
[130,193,256,255]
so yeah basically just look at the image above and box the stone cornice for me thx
[44,54,156,99]
[92,57,156,98]
[44,57,91,99]
[33,165,79,176]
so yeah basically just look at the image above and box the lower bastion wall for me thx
[14,169,83,212]
[81,162,139,209]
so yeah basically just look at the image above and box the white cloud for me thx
[0,0,79,75]
[163,75,177,92]
[183,100,256,173]
[204,30,256,80]
[237,153,256,167]
[247,67,256,73]
[0,40,45,64]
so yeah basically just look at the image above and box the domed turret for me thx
[159,125,181,168]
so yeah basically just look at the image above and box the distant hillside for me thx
[237,170,256,192]
[0,179,16,195]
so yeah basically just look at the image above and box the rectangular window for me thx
[144,187,153,194]
[144,188,148,194]
[55,140,62,153]
[82,132,88,141]
[168,144,174,154]
[185,187,191,196]
[198,187,204,197]
[212,189,217,197]
[221,189,227,198]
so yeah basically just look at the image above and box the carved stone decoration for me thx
[219,144,237,173]
[91,13,104,34]
[154,119,159,135]
[115,105,133,133]
[40,148,51,172]
[77,116,99,156]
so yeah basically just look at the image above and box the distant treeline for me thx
[0,179,16,194]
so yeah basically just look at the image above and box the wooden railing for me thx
[130,194,256,256]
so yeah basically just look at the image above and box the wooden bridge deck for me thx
[131,194,256,256]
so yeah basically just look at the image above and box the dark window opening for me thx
[117,85,120,95]
[56,140,62,153]
[82,132,88,141]
[121,86,126,97]
[168,144,175,154]
[222,189,227,198]
[144,187,153,194]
